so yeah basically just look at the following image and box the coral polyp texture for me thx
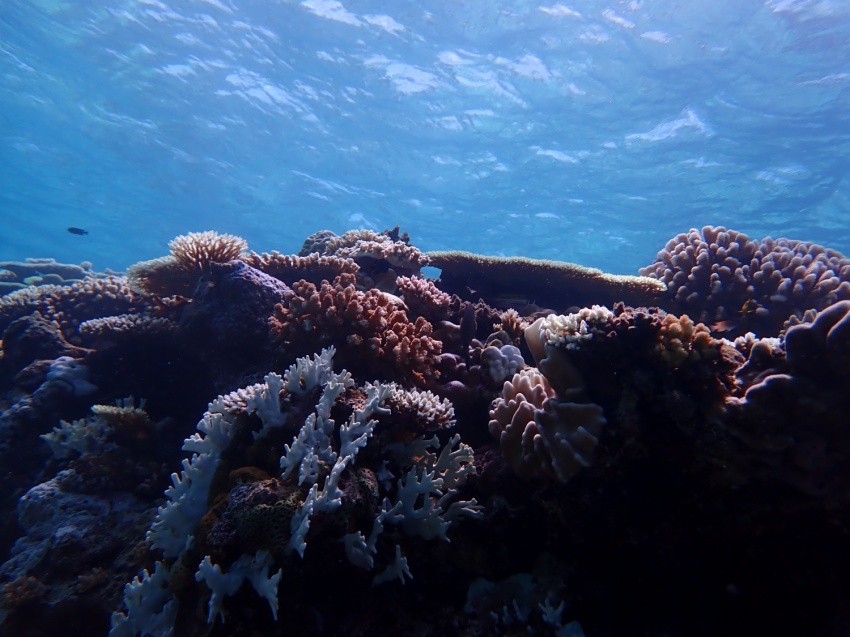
[428,250,666,312]
[2,226,850,637]
[640,225,850,336]
[168,230,249,272]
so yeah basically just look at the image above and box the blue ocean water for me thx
[2,0,849,274]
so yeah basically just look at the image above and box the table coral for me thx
[0,276,141,341]
[0,258,96,295]
[428,251,666,312]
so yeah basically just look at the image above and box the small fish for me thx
[460,302,477,363]
[709,319,738,334]
[740,298,760,316]
[67,227,89,235]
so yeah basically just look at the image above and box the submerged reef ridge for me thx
[1,226,850,637]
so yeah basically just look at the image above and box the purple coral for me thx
[640,226,850,336]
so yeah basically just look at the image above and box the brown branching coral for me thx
[493,308,528,344]
[0,276,141,341]
[303,228,428,291]
[272,273,441,383]
[396,276,451,322]
[656,313,716,367]
[323,229,428,273]
[0,575,47,612]
[243,251,360,285]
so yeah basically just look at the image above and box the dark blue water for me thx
[2,0,849,273]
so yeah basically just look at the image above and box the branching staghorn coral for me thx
[111,347,480,636]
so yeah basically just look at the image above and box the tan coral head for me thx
[168,231,249,272]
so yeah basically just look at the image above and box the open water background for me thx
[2,0,849,274]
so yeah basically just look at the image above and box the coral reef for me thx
[298,227,426,291]
[242,251,360,285]
[640,225,850,336]
[271,273,442,384]
[0,258,99,295]
[1,228,850,637]
[167,231,248,272]
[126,230,248,296]
[428,251,666,313]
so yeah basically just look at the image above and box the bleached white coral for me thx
[247,372,286,433]
[284,346,339,394]
[195,551,282,624]
[109,561,177,637]
[540,305,614,349]
[343,531,373,570]
[147,433,224,557]
[343,499,398,570]
[149,369,292,557]
[46,356,97,395]
[115,347,355,635]
[280,370,354,485]
[372,544,413,586]
[386,434,482,541]
[481,343,526,384]
[283,378,391,557]
[40,415,109,459]
[375,381,455,430]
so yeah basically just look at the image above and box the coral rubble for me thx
[1,226,849,637]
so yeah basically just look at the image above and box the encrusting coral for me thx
[2,227,850,637]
